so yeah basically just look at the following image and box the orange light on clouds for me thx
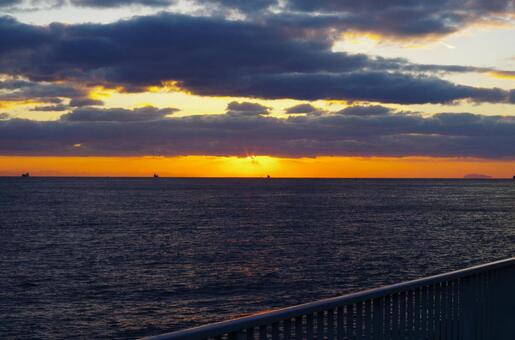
[145,81,190,94]
[337,30,454,49]
[0,99,48,109]
[489,71,515,80]
[0,156,514,178]
[87,86,123,100]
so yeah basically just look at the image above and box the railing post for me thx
[336,307,344,340]
[295,316,303,340]
[259,325,267,340]
[497,266,515,340]
[344,305,353,340]
[364,300,372,340]
[356,302,363,339]
[284,319,292,340]
[459,277,473,340]
[452,279,460,340]
[228,331,245,340]
[391,294,399,340]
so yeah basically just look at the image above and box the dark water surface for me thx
[1,178,514,339]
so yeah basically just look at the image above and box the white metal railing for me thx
[143,257,515,340]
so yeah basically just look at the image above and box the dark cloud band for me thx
[1,0,513,39]
[0,107,514,158]
[0,14,512,105]
[60,106,178,121]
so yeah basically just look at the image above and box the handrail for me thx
[144,257,515,340]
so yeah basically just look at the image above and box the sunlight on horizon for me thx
[1,156,514,179]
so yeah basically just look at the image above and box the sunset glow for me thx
[2,156,514,179]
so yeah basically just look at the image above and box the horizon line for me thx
[1,175,513,180]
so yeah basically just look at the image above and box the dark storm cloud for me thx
[226,101,270,116]
[60,106,178,121]
[0,108,514,158]
[0,14,512,105]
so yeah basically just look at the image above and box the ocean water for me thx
[1,178,514,339]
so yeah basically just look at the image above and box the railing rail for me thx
[144,257,515,340]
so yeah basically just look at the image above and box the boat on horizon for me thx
[153,173,159,178]
[21,172,30,177]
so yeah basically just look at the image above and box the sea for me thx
[1,178,514,339]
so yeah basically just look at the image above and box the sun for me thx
[217,156,279,177]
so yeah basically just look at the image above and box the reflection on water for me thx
[1,178,514,339]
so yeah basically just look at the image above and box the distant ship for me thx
[267,175,271,179]
[21,172,30,177]
[153,173,159,178]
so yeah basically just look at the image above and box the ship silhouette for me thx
[21,172,30,177]
[153,173,159,178]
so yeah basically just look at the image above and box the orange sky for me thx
[1,156,514,178]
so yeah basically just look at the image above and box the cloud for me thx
[60,106,179,122]
[69,97,104,107]
[30,104,69,111]
[226,101,270,116]
[70,0,173,7]
[338,105,393,116]
[0,14,364,85]
[2,1,513,40]
[0,16,52,54]
[0,0,18,7]
[0,0,173,9]
[216,72,510,104]
[71,0,275,11]
[0,112,9,120]
[281,0,515,38]
[0,78,87,104]
[489,70,515,80]
[0,14,512,105]
[0,107,514,158]
[0,0,276,11]
[284,103,323,115]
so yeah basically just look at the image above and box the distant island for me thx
[464,174,492,179]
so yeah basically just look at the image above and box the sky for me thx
[0,0,514,177]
